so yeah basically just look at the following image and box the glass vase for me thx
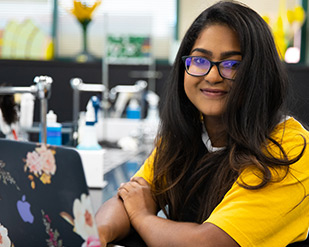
[75,19,96,63]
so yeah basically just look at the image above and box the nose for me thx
[204,65,223,84]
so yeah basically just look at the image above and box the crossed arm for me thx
[95,177,239,247]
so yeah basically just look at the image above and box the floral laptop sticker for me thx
[60,193,100,247]
[23,144,57,189]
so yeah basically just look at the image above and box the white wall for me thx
[178,0,301,40]
[0,0,304,60]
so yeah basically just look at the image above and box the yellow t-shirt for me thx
[134,117,309,246]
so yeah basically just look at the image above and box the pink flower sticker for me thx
[26,151,43,175]
[72,194,98,240]
[24,144,57,188]
[36,145,56,175]
[60,193,99,244]
[0,223,11,247]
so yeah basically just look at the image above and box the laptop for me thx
[0,138,100,247]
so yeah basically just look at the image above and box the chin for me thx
[201,109,224,118]
[198,102,226,117]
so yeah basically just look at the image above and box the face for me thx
[184,24,241,119]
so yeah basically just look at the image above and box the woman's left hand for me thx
[117,177,157,224]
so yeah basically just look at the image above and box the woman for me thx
[95,1,309,246]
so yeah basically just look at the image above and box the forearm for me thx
[131,215,204,247]
[95,196,131,244]
[131,215,238,247]
[117,177,239,246]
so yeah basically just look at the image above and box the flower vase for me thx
[75,19,96,63]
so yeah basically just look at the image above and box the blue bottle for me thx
[126,99,141,119]
[46,110,62,145]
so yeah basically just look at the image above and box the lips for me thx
[200,88,228,97]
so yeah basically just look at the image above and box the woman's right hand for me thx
[117,177,157,226]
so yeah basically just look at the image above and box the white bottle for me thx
[77,100,102,150]
[19,93,34,129]
[144,91,160,143]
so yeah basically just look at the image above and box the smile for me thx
[200,88,228,97]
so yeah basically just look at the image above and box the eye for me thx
[185,58,191,67]
[221,60,240,69]
[192,57,208,65]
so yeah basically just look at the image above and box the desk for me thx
[102,148,151,202]
[88,145,153,212]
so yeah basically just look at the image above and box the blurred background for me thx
[0,0,308,209]
[0,0,307,122]
[0,0,307,62]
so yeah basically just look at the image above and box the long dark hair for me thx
[152,1,305,223]
[0,84,17,125]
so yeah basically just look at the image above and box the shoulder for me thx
[238,117,309,188]
[271,117,309,142]
[268,117,309,159]
[133,148,156,184]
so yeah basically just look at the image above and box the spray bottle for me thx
[76,96,105,188]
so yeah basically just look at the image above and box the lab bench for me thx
[88,145,153,212]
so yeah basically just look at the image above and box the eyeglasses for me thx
[182,56,241,80]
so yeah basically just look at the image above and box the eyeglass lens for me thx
[184,56,240,79]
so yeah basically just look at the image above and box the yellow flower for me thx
[71,0,102,23]
[287,5,305,24]
[262,1,306,60]
[40,173,51,184]
[272,16,288,59]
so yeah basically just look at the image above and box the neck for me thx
[203,116,226,147]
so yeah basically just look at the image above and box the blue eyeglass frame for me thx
[182,56,241,80]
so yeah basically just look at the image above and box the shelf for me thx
[105,57,153,65]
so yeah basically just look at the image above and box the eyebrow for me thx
[191,48,242,59]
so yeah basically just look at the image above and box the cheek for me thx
[183,73,194,96]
